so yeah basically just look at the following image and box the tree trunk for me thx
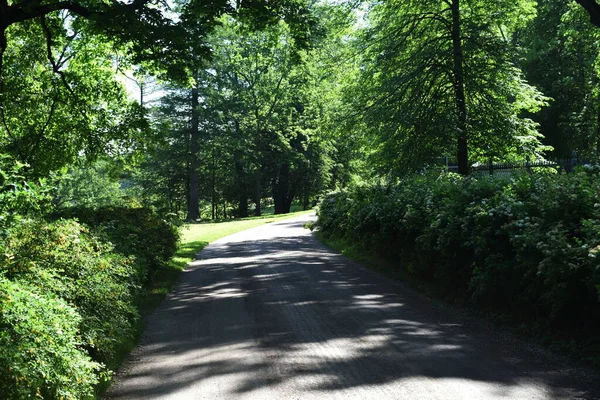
[238,196,248,218]
[0,25,6,81]
[597,102,600,158]
[233,159,248,218]
[253,170,261,216]
[0,24,8,120]
[451,0,469,176]
[302,191,310,211]
[211,146,216,220]
[186,84,200,220]
[272,163,295,214]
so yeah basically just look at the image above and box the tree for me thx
[348,0,549,176]
[0,0,317,180]
[0,16,145,177]
[209,18,325,214]
[520,0,600,158]
[0,0,315,78]
[129,90,191,214]
[133,13,334,219]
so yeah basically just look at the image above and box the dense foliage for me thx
[135,16,336,219]
[53,206,180,284]
[0,278,101,399]
[2,219,140,363]
[347,0,549,175]
[318,171,600,334]
[0,160,179,397]
[0,219,135,398]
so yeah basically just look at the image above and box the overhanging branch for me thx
[7,1,94,25]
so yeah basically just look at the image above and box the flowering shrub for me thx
[0,219,141,397]
[0,160,180,397]
[318,172,600,333]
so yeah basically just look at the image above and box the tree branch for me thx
[40,15,92,127]
[7,1,93,25]
[40,16,74,95]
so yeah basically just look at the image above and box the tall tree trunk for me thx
[235,160,248,217]
[238,195,248,218]
[0,25,6,82]
[272,163,295,214]
[0,24,8,125]
[302,190,309,211]
[597,102,600,158]
[451,0,469,176]
[253,170,261,216]
[186,84,200,220]
[211,146,216,220]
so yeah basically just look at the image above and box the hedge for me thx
[318,170,600,334]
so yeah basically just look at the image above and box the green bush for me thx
[0,278,101,400]
[0,157,52,237]
[52,207,180,285]
[0,161,180,397]
[318,171,600,333]
[1,219,139,364]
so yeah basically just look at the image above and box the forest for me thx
[1,0,600,398]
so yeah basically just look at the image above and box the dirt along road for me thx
[106,213,600,400]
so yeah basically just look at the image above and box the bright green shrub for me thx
[1,219,139,364]
[318,171,600,333]
[0,278,100,400]
[0,157,52,237]
[52,207,180,284]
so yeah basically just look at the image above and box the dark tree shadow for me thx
[106,218,600,399]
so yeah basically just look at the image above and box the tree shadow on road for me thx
[107,219,600,400]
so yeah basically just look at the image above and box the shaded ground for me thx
[106,214,600,399]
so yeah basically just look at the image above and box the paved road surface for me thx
[106,214,600,400]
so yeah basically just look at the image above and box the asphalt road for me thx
[106,213,600,400]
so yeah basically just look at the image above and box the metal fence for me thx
[441,152,593,176]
